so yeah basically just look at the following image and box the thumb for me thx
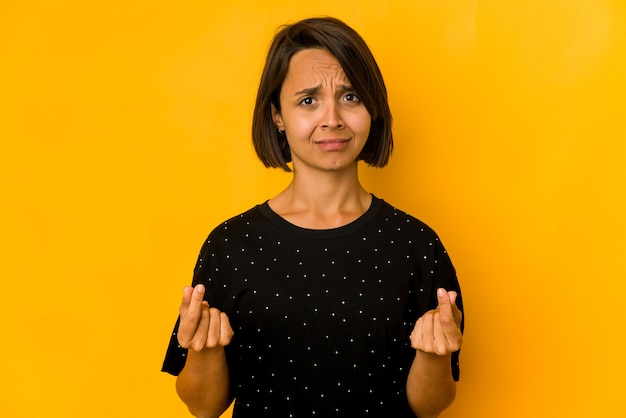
[437,288,451,306]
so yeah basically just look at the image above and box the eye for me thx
[299,97,315,106]
[344,93,360,102]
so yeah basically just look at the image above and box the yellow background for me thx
[1,0,625,417]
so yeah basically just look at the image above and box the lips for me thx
[314,138,351,151]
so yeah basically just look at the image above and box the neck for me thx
[269,163,371,229]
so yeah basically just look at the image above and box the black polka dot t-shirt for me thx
[162,195,463,418]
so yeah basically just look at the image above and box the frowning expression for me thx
[272,48,371,173]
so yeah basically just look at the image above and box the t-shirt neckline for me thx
[258,194,382,239]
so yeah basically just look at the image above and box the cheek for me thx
[285,118,307,136]
[350,113,372,137]
[285,113,317,135]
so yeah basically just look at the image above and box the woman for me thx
[162,16,464,418]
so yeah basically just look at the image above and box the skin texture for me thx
[406,288,463,418]
[410,289,463,356]
[272,48,372,175]
[175,48,463,418]
[175,285,234,418]
[269,47,373,230]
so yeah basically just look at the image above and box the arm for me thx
[406,288,463,418]
[175,285,234,418]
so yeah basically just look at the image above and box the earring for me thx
[277,128,285,136]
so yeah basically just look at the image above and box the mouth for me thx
[314,138,351,151]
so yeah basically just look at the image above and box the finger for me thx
[219,312,234,346]
[437,301,463,353]
[179,286,193,316]
[177,287,195,347]
[448,291,457,305]
[188,284,207,316]
[420,312,435,353]
[189,303,210,351]
[178,285,206,346]
[436,289,462,347]
[437,288,451,307]
[206,308,222,347]
[180,284,206,316]
[435,310,463,354]
[445,291,463,326]
[192,284,206,302]
[452,306,463,328]
[432,311,448,355]
[436,288,455,328]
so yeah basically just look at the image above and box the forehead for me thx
[284,48,348,84]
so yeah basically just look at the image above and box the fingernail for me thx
[437,288,444,298]
[196,284,205,293]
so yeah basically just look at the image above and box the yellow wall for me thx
[1,1,625,416]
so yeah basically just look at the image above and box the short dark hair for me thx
[252,17,393,171]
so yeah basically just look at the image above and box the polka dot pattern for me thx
[162,196,463,417]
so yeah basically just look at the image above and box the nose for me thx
[321,101,343,129]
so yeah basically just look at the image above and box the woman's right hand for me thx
[177,284,234,352]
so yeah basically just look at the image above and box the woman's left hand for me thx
[409,288,463,355]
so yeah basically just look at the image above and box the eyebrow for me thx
[294,84,354,96]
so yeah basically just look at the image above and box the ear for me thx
[271,103,285,131]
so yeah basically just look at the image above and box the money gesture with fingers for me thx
[177,284,234,352]
[410,288,463,355]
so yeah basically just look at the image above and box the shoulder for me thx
[195,203,271,255]
[208,203,267,236]
[374,197,440,240]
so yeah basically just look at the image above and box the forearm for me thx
[176,347,232,418]
[406,351,456,418]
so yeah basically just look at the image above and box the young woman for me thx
[162,17,464,418]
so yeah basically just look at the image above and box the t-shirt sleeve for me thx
[161,316,186,375]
